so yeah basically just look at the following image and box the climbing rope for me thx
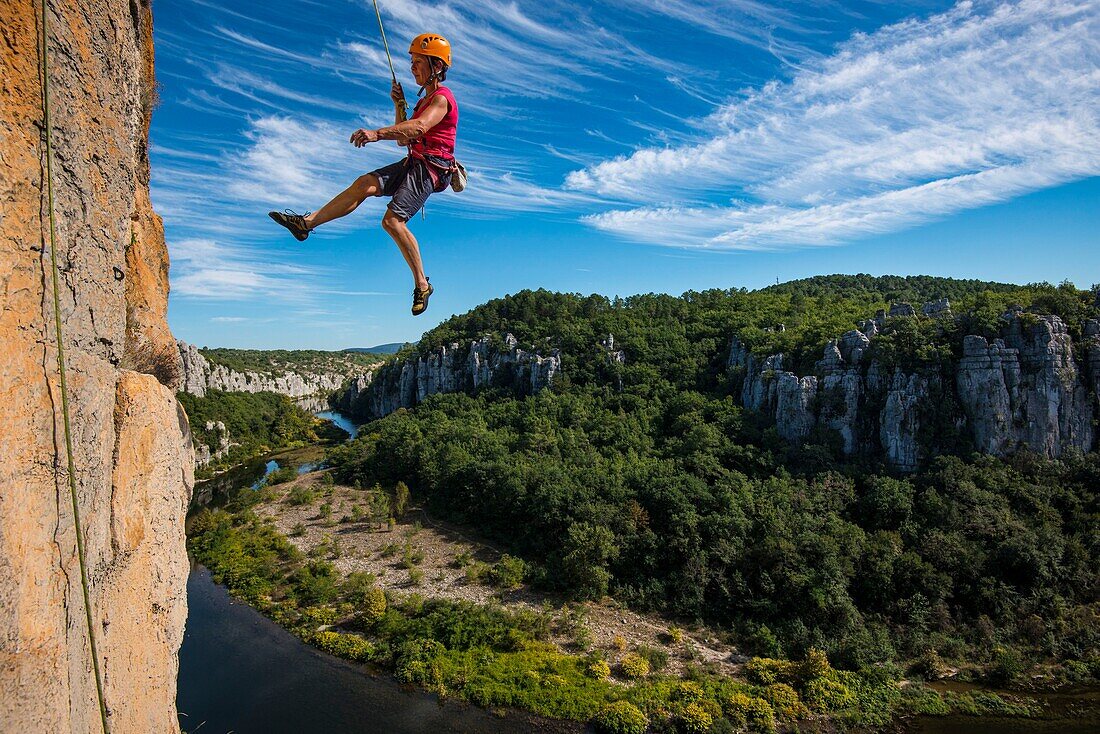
[371,0,408,119]
[37,1,111,732]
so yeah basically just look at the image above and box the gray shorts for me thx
[369,156,451,221]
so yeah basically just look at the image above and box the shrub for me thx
[671,680,705,703]
[592,700,648,734]
[678,701,713,733]
[394,481,410,517]
[395,638,445,683]
[490,554,527,590]
[464,561,491,584]
[763,683,807,720]
[290,522,306,537]
[987,646,1025,686]
[912,648,950,680]
[619,652,650,679]
[312,630,373,661]
[721,693,776,734]
[408,568,424,586]
[361,586,387,625]
[612,634,627,651]
[744,657,795,686]
[287,486,315,506]
[634,644,669,673]
[301,605,339,627]
[798,647,831,682]
[402,544,425,567]
[666,625,684,644]
[585,658,612,680]
[802,676,855,713]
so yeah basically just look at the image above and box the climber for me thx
[269,33,459,316]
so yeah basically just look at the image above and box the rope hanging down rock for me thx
[37,0,112,732]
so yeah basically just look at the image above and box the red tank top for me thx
[410,86,458,160]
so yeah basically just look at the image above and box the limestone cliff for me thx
[338,333,561,418]
[730,303,1099,471]
[177,340,366,399]
[1,2,192,732]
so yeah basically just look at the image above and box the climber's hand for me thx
[390,81,405,107]
[350,128,380,147]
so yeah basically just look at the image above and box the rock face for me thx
[730,301,1098,471]
[194,421,231,467]
[177,340,363,399]
[956,315,1094,456]
[339,334,561,418]
[1,2,192,732]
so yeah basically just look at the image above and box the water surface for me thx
[177,565,583,734]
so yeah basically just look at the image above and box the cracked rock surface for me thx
[1,2,192,731]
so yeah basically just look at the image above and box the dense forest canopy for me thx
[328,275,1100,672]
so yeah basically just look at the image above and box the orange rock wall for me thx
[0,1,192,732]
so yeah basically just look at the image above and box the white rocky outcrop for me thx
[339,333,562,418]
[730,300,1098,471]
[177,340,365,399]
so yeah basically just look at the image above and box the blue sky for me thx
[152,0,1100,350]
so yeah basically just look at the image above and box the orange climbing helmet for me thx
[409,33,452,68]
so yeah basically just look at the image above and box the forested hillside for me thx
[329,276,1099,677]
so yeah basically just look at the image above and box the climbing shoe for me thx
[411,278,433,316]
[268,209,312,241]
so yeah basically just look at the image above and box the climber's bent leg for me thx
[305,173,381,229]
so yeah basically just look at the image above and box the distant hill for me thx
[344,343,406,355]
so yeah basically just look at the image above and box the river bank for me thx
[178,564,583,733]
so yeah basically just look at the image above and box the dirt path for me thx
[253,469,743,677]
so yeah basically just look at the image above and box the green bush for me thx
[987,646,1025,686]
[802,677,854,713]
[671,680,705,703]
[619,653,650,679]
[287,485,316,506]
[585,658,611,681]
[592,700,648,734]
[763,683,806,720]
[744,658,795,686]
[361,587,387,624]
[634,644,669,673]
[720,693,776,734]
[312,630,374,661]
[490,554,527,590]
[678,701,713,733]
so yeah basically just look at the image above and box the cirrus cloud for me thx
[568,0,1100,249]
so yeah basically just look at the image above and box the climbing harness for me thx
[371,0,408,119]
[37,1,112,732]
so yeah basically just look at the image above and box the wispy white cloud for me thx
[170,237,320,301]
[210,316,249,322]
[353,0,688,107]
[569,0,1100,249]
